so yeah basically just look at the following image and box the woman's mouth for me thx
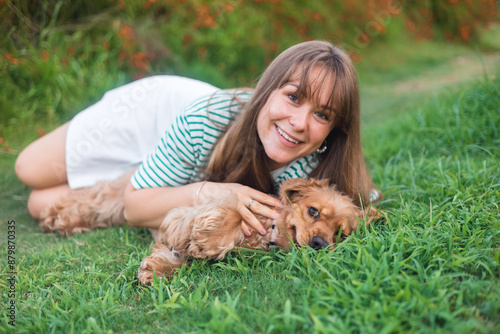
[276,125,301,145]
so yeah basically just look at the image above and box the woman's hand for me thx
[198,182,282,236]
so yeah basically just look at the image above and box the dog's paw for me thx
[137,259,164,286]
[137,253,181,285]
[39,210,57,233]
[364,206,385,226]
[137,262,154,286]
[39,206,89,236]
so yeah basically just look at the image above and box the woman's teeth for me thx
[277,126,299,144]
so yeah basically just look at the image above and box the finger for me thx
[246,188,282,208]
[240,222,252,236]
[239,206,266,235]
[248,199,279,221]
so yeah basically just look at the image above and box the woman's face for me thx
[257,67,336,170]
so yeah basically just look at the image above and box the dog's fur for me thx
[39,172,132,235]
[40,176,381,285]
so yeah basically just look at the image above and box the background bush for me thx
[1,0,497,127]
[402,0,498,42]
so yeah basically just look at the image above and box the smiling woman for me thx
[15,40,380,238]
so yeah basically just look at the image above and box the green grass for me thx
[1,18,500,334]
[1,78,499,333]
[354,19,500,124]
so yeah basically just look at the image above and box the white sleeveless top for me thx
[65,75,218,189]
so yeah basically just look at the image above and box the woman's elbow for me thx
[122,183,166,229]
[123,184,141,227]
[123,207,136,227]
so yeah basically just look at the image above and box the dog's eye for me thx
[308,207,320,220]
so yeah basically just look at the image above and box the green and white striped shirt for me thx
[131,90,319,192]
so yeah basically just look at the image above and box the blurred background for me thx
[0,0,499,133]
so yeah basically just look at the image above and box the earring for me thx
[316,141,327,154]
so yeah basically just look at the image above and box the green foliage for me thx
[1,31,128,127]
[1,0,497,125]
[401,0,498,42]
[0,0,116,44]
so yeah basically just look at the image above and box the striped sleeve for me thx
[131,112,196,188]
[131,90,252,189]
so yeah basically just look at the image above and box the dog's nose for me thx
[310,236,329,250]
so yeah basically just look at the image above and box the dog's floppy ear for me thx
[279,178,330,203]
[340,218,357,236]
[279,178,307,204]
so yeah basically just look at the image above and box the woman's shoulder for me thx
[182,89,253,126]
[185,89,253,111]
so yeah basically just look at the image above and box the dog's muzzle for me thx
[310,236,329,250]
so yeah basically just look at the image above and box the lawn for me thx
[1,11,500,334]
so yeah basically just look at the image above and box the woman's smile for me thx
[275,125,301,145]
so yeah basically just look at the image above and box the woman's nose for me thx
[289,107,309,131]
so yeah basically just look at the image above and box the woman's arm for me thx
[123,182,200,229]
[123,181,282,235]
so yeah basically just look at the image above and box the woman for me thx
[16,40,379,236]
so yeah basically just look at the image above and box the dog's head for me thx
[273,178,379,250]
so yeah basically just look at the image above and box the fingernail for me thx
[245,230,252,236]
[260,228,267,235]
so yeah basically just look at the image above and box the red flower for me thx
[35,127,47,138]
[132,52,150,72]
[4,53,18,65]
[118,25,136,41]
[223,3,234,13]
[349,51,361,63]
[459,25,471,42]
[183,34,193,45]
[42,50,49,62]
[145,0,157,9]
[311,12,324,22]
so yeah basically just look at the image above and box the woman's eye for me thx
[288,94,299,103]
[308,207,319,219]
[315,112,328,120]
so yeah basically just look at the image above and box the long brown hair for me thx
[204,41,378,206]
